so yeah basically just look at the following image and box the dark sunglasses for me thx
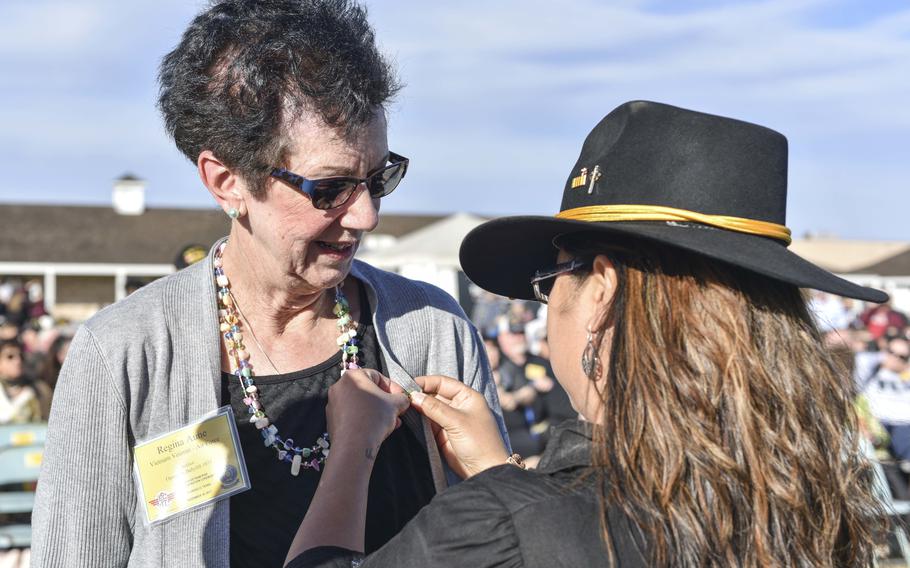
[530,258,590,304]
[888,348,910,362]
[270,152,408,210]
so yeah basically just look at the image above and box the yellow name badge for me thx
[133,406,250,525]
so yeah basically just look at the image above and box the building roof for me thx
[789,238,910,274]
[0,204,230,264]
[853,248,910,277]
[0,203,444,265]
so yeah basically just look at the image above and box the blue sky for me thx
[0,0,907,240]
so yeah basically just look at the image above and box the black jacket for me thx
[288,420,649,567]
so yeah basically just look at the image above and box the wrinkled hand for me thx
[410,375,509,479]
[327,369,410,452]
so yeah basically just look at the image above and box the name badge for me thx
[133,406,250,525]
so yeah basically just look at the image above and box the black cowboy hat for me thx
[460,101,887,303]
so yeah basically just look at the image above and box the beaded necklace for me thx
[214,241,361,476]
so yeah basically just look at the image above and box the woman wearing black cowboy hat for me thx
[284,101,887,567]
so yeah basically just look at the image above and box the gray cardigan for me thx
[32,246,506,568]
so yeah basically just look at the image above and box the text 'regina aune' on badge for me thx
[132,405,250,525]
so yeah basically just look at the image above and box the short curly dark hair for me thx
[158,0,400,196]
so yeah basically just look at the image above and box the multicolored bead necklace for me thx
[213,241,361,476]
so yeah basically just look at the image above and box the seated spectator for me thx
[35,333,73,420]
[860,336,910,462]
[860,301,908,342]
[0,338,41,424]
[808,291,851,333]
[25,280,47,321]
[530,337,577,444]
[0,317,18,341]
[470,290,510,338]
[1,284,31,330]
[483,338,541,456]
[855,395,890,460]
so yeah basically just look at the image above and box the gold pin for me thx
[587,165,602,194]
[570,167,588,189]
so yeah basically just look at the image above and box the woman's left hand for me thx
[410,375,510,478]
[327,368,410,453]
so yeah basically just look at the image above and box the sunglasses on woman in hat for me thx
[285,101,887,568]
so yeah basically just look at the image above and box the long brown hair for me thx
[560,234,884,567]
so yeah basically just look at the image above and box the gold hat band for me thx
[555,204,792,245]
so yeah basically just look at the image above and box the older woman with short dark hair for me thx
[32,2,506,567]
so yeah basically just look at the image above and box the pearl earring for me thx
[227,207,240,219]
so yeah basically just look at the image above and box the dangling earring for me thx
[581,327,599,379]
[227,207,240,219]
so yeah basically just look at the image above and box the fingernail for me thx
[410,391,425,404]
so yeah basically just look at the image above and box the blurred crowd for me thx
[3,274,909,485]
[0,278,73,426]
[809,292,910,498]
[473,288,910,484]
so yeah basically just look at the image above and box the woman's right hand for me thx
[410,375,510,479]
[327,369,409,454]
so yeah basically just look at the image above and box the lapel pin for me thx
[570,167,588,189]
[588,165,602,194]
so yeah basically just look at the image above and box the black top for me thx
[223,286,436,568]
[287,420,649,568]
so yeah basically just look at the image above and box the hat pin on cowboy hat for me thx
[460,100,887,304]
